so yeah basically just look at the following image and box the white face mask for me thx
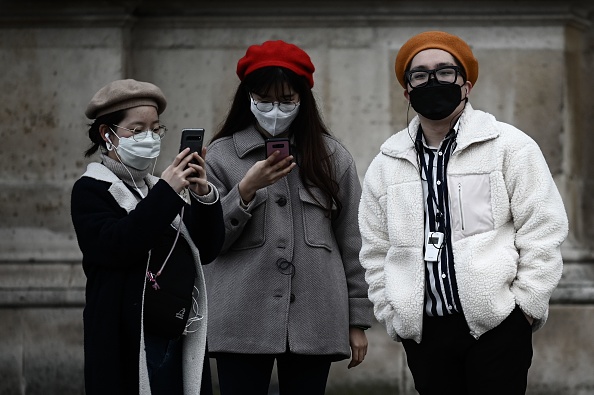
[250,100,300,136]
[107,129,161,170]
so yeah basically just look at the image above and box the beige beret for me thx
[85,79,167,119]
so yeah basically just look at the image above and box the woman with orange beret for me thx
[203,40,374,394]
[359,31,568,394]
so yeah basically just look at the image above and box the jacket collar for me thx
[380,103,499,161]
[80,162,193,261]
[82,162,160,214]
[454,103,500,151]
[233,125,267,158]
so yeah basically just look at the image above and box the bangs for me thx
[244,67,302,98]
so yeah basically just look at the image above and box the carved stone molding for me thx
[0,0,592,28]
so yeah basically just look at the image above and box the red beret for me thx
[236,40,315,88]
[395,31,479,89]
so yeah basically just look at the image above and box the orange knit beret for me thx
[395,31,479,89]
[237,40,315,88]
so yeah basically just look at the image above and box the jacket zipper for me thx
[458,183,465,231]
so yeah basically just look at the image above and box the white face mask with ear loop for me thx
[250,100,300,136]
[106,128,161,171]
[104,129,161,200]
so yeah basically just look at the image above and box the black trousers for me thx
[214,352,332,395]
[401,306,533,395]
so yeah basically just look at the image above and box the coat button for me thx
[290,293,295,303]
[276,197,287,206]
[230,218,239,226]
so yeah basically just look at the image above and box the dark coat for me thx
[71,163,224,394]
[204,127,373,358]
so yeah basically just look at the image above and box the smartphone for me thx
[179,129,205,162]
[265,137,290,163]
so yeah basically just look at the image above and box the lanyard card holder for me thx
[424,231,444,262]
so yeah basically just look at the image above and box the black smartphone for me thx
[179,129,205,161]
[265,137,290,163]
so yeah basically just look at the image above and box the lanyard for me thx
[146,206,185,290]
[415,129,456,232]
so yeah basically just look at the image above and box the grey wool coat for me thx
[204,126,374,359]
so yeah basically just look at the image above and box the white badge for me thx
[424,231,444,262]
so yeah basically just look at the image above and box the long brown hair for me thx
[211,67,342,217]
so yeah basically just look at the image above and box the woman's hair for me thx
[211,66,342,217]
[84,110,126,157]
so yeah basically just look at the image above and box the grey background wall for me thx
[0,1,593,394]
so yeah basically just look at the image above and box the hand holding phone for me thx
[179,128,205,164]
[265,137,290,164]
[239,137,294,203]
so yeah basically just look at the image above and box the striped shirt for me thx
[416,127,462,316]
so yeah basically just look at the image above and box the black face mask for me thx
[409,80,464,120]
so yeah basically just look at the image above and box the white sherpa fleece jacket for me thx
[358,104,568,343]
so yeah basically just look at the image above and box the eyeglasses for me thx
[112,124,167,141]
[406,66,465,88]
[250,94,299,113]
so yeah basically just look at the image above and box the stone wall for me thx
[0,1,593,394]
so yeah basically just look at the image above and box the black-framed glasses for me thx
[406,66,465,88]
[250,93,299,113]
[112,124,167,141]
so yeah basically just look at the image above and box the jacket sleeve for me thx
[332,158,374,329]
[358,156,399,339]
[71,177,186,269]
[186,184,225,264]
[205,141,268,254]
[505,138,569,329]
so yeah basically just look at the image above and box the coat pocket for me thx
[386,182,425,247]
[299,187,334,251]
[230,195,267,251]
[448,173,494,241]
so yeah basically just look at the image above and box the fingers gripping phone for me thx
[265,137,290,163]
[179,128,204,164]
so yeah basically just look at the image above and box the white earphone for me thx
[104,132,114,151]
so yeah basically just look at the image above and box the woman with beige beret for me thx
[71,79,224,394]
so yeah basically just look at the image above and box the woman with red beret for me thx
[203,40,374,394]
